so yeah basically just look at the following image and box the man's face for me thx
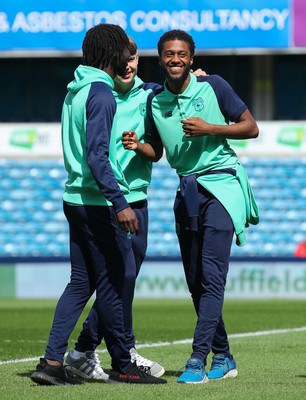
[117,52,139,84]
[159,39,193,84]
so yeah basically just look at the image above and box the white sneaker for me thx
[129,347,165,378]
[65,350,109,381]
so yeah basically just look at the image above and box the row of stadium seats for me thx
[1,157,306,258]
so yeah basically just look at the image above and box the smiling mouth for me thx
[121,71,133,79]
[168,66,183,73]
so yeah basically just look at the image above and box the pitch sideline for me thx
[1,326,306,366]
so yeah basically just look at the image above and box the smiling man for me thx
[122,29,260,384]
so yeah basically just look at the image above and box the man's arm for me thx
[181,109,259,139]
[181,74,258,140]
[122,130,163,161]
[86,84,138,234]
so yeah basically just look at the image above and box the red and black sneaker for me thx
[30,358,83,386]
[108,362,167,384]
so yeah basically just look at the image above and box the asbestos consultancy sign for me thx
[0,0,291,53]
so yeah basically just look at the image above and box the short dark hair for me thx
[157,30,195,57]
[127,36,138,56]
[82,23,129,70]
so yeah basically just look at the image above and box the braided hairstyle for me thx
[82,23,129,73]
[157,30,195,57]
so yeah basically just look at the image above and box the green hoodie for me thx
[113,76,161,203]
[61,65,129,212]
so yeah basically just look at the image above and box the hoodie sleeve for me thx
[85,82,129,212]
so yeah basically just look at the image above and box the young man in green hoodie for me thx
[122,29,259,384]
[64,36,165,381]
[30,24,166,386]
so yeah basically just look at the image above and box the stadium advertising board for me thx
[137,261,306,299]
[0,121,305,157]
[0,123,61,156]
[229,121,306,156]
[0,0,292,53]
[1,261,306,299]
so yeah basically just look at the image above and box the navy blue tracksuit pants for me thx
[73,200,148,353]
[45,202,136,373]
[174,186,234,364]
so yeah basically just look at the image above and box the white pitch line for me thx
[1,326,306,366]
[229,326,306,338]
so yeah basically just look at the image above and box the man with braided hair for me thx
[30,24,166,386]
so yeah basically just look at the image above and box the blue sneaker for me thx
[177,358,208,384]
[208,354,238,380]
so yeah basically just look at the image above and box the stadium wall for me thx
[0,121,306,157]
[1,122,306,299]
[1,258,306,299]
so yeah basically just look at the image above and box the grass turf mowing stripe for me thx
[1,325,306,366]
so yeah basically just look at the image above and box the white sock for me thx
[71,349,86,359]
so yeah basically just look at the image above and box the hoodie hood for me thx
[67,65,114,93]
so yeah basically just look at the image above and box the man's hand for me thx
[122,130,163,162]
[191,68,209,77]
[116,207,139,235]
[181,117,211,137]
[122,130,139,150]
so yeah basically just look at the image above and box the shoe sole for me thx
[223,369,238,379]
[106,378,125,384]
[209,369,238,380]
[151,366,165,378]
[177,375,209,384]
[30,371,70,386]
[65,365,109,381]
[107,378,166,384]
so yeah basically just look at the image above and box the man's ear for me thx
[158,57,162,66]
[190,57,194,66]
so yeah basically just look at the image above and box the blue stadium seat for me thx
[0,157,306,258]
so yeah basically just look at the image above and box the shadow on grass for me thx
[104,368,179,377]
[165,370,180,376]
[17,368,180,384]
[18,371,33,378]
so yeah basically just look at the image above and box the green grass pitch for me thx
[0,298,306,400]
